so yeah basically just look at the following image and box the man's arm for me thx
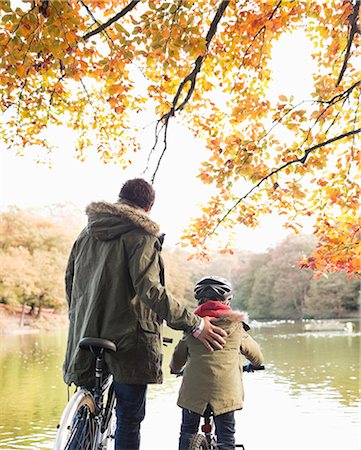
[127,234,226,350]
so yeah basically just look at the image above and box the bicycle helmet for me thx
[194,276,233,303]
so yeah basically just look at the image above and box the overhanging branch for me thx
[79,0,113,44]
[336,0,360,86]
[150,0,230,182]
[162,0,230,119]
[208,127,361,236]
[82,0,140,41]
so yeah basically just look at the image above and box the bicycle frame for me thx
[54,336,173,449]
[53,338,117,450]
[200,410,217,450]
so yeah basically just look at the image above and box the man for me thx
[63,178,226,450]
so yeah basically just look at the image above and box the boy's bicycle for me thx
[53,337,117,450]
[188,364,265,450]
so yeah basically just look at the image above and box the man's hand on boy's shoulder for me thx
[195,316,227,352]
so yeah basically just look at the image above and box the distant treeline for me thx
[0,207,359,320]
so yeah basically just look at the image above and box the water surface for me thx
[1,320,360,449]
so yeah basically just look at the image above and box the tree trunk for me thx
[19,302,26,327]
[36,295,44,319]
[29,302,36,316]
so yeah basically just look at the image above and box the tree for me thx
[233,234,359,319]
[270,235,314,318]
[248,264,275,319]
[1,0,360,275]
[162,248,196,308]
[305,272,360,318]
[0,207,76,313]
[232,252,268,311]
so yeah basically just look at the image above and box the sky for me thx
[0,30,315,252]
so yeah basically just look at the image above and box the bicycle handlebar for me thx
[242,364,265,372]
[171,364,265,376]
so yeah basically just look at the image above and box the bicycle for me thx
[188,364,265,450]
[53,336,174,450]
[53,337,117,450]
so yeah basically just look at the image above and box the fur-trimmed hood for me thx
[85,201,160,241]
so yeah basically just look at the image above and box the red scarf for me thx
[194,300,232,318]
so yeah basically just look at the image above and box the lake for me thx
[0,319,360,450]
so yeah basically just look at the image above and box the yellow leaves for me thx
[114,23,130,38]
[0,0,359,274]
[108,83,124,96]
[298,214,361,277]
[16,64,26,77]
[224,134,241,146]
[155,101,172,116]
[1,14,13,23]
[318,26,330,40]
[188,37,207,58]
[199,172,213,184]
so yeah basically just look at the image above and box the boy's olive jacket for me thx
[170,315,264,416]
[63,201,198,387]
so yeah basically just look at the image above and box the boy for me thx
[170,276,264,450]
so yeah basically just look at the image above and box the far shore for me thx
[0,304,68,335]
[1,302,359,337]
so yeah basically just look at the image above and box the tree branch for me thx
[231,0,282,91]
[162,0,230,119]
[226,79,360,171]
[208,128,361,236]
[241,1,280,67]
[336,0,360,86]
[151,119,170,184]
[150,0,230,182]
[79,0,113,44]
[5,5,36,47]
[82,0,141,41]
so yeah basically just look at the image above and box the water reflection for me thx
[0,332,68,449]
[0,320,360,449]
[255,320,361,407]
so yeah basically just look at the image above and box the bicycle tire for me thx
[53,390,97,450]
[189,433,209,450]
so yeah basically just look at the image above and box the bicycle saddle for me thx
[79,337,117,353]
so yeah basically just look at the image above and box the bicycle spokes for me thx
[65,405,96,450]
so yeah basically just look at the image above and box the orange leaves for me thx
[199,172,213,184]
[0,0,360,276]
[297,214,361,277]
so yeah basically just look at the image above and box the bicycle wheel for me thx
[189,433,209,450]
[53,390,97,450]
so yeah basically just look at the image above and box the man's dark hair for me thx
[118,178,155,210]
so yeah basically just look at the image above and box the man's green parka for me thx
[63,201,199,387]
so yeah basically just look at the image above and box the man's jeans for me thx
[113,382,147,450]
[179,407,236,450]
